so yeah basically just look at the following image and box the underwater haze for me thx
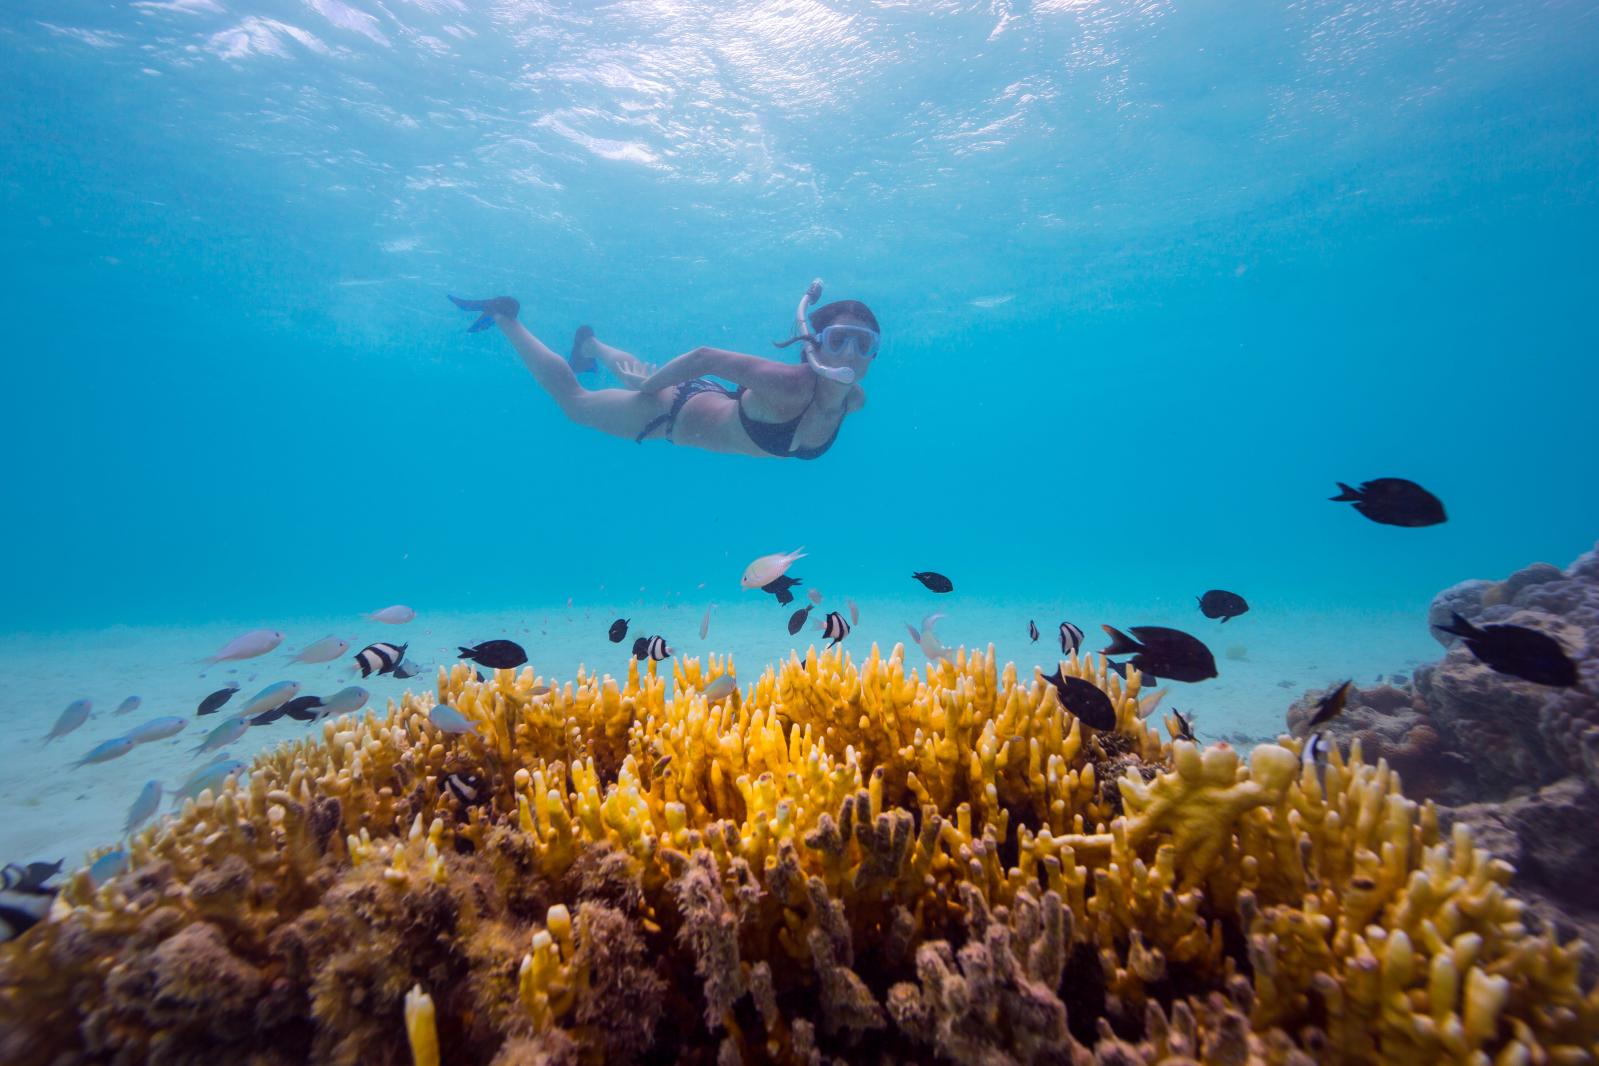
[1,0,1597,858]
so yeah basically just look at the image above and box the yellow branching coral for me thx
[0,644,1594,1066]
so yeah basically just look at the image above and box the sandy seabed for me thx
[0,594,1438,867]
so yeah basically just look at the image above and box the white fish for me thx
[71,735,136,770]
[113,696,142,717]
[200,629,284,672]
[232,681,301,720]
[702,675,737,702]
[847,598,859,626]
[1136,689,1167,719]
[124,780,163,834]
[905,612,952,662]
[807,588,824,606]
[43,699,92,744]
[191,716,249,755]
[366,605,416,624]
[172,759,246,805]
[126,716,187,745]
[700,605,713,640]
[741,547,806,589]
[428,704,480,735]
[87,849,129,886]
[287,636,350,663]
[316,686,370,720]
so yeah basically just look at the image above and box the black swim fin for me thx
[570,324,597,372]
[448,294,520,333]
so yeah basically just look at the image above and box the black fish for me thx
[392,659,422,680]
[817,610,851,647]
[1172,709,1196,742]
[787,605,813,636]
[608,618,629,643]
[0,861,60,942]
[1028,620,1039,643]
[1330,479,1446,527]
[1197,590,1249,623]
[912,571,953,593]
[632,636,649,660]
[1100,625,1217,683]
[249,705,289,726]
[1059,622,1084,657]
[458,640,528,670]
[278,695,326,723]
[444,771,489,807]
[1038,668,1117,730]
[1435,613,1578,687]
[196,683,240,716]
[354,642,408,678]
[762,575,802,606]
[1304,680,1353,731]
[2,861,62,894]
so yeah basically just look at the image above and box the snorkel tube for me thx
[794,278,857,385]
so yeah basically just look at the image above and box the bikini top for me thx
[736,385,844,461]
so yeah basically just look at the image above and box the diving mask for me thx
[813,323,880,360]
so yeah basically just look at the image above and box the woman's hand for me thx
[614,357,657,391]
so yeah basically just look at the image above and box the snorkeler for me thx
[448,280,878,460]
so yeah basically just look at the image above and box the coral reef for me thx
[1289,540,1599,956]
[3,642,1596,1065]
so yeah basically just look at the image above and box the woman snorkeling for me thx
[448,280,877,460]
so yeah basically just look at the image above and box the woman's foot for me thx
[569,324,597,373]
[447,294,520,332]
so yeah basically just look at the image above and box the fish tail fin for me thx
[1107,660,1131,680]
[1436,611,1480,639]
[1100,625,1142,657]
[457,647,474,658]
[905,624,921,644]
[1220,615,1230,623]
[1329,482,1361,502]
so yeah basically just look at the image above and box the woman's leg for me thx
[495,317,670,440]
[577,331,656,390]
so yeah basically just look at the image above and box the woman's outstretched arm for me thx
[634,347,806,394]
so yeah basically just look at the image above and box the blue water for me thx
[2,0,1597,632]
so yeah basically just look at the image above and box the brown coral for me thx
[0,644,1594,1065]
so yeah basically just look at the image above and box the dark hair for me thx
[773,298,880,349]
[810,300,879,332]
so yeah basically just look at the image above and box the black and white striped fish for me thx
[632,635,673,661]
[816,610,851,648]
[1059,622,1084,657]
[1,860,62,942]
[1172,709,1196,742]
[1302,732,1332,770]
[1028,620,1039,643]
[444,771,489,806]
[353,642,408,678]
